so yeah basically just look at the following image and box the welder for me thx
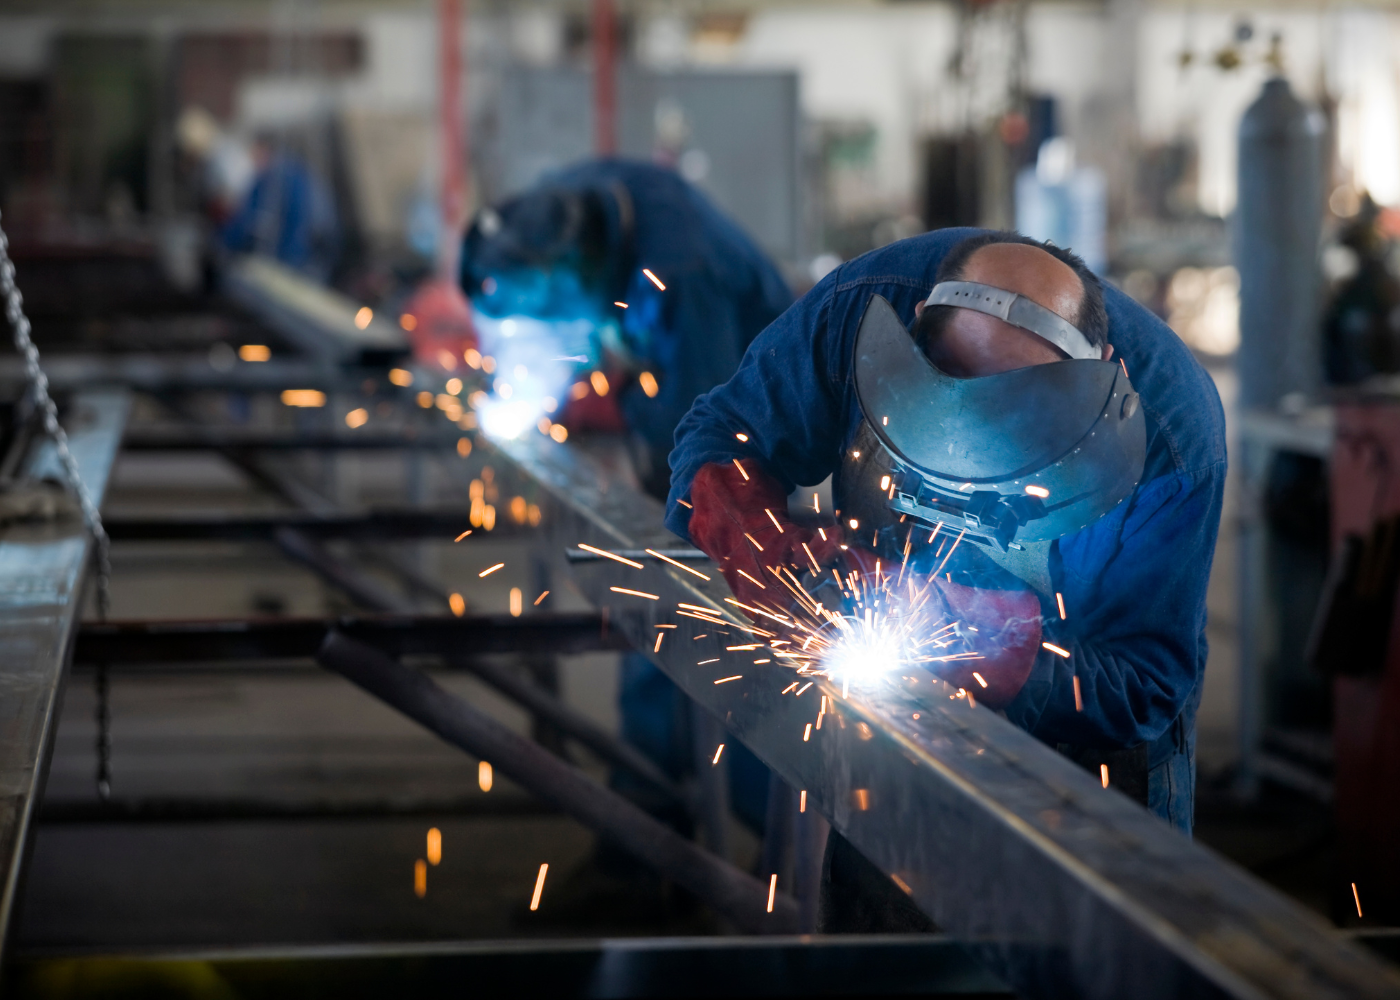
[668,229,1226,926]
[460,159,794,833]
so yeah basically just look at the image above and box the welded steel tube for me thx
[316,631,798,933]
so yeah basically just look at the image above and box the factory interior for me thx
[3,0,1400,997]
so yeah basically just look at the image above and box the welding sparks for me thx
[655,633,665,652]
[427,828,442,866]
[646,548,711,581]
[713,744,725,764]
[479,760,493,792]
[803,723,812,741]
[799,790,807,812]
[1354,882,1364,918]
[449,593,466,617]
[611,586,659,600]
[733,458,750,481]
[455,530,472,542]
[534,590,550,606]
[642,268,666,290]
[1024,484,1050,498]
[1073,675,1083,712]
[972,671,988,689]
[1056,592,1067,620]
[479,563,505,578]
[414,859,427,898]
[1100,764,1110,788]
[577,543,644,568]
[530,863,549,910]
[1043,641,1071,658]
[765,508,785,533]
[736,432,749,442]
[767,873,778,912]
[714,675,743,684]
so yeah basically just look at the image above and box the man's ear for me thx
[914,300,926,319]
[1101,343,1115,362]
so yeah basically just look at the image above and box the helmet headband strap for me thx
[925,280,1099,361]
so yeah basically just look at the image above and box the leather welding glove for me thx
[922,574,1042,708]
[687,461,845,618]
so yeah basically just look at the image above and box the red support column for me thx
[593,0,617,156]
[438,0,466,277]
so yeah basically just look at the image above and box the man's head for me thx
[913,233,1110,377]
[460,189,611,322]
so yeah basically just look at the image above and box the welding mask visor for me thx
[843,293,1145,554]
[461,189,609,323]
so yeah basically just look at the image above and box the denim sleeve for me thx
[1004,463,1226,748]
[665,275,848,540]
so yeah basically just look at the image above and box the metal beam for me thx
[1,935,1010,999]
[222,255,409,368]
[72,613,626,664]
[121,429,468,451]
[316,631,799,934]
[0,388,129,951]
[103,509,520,542]
[477,429,1400,1000]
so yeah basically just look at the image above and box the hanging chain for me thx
[0,209,114,798]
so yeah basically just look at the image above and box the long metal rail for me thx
[0,388,129,948]
[480,428,1400,1000]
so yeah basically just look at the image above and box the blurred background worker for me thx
[459,157,794,832]
[221,131,341,281]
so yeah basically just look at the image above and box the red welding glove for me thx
[926,576,1041,708]
[688,460,844,619]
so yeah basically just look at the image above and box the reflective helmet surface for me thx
[838,294,1146,557]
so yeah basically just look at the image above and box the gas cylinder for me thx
[1235,77,1326,409]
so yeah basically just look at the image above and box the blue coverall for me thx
[541,160,794,827]
[666,227,1227,833]
[222,154,339,280]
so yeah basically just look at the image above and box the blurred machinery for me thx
[477,68,801,265]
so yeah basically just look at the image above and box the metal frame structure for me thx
[0,388,128,948]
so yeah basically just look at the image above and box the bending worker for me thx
[460,159,794,829]
[668,230,1225,915]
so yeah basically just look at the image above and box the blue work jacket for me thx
[543,160,794,463]
[222,155,339,279]
[666,227,1227,779]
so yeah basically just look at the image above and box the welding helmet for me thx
[461,188,611,322]
[838,288,1145,569]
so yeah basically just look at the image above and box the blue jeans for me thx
[1148,740,1196,835]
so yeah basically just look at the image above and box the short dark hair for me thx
[913,232,1108,355]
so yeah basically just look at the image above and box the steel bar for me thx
[122,429,467,452]
[315,631,799,933]
[37,795,555,825]
[223,255,409,368]
[104,509,516,542]
[275,527,417,613]
[72,613,627,665]
[455,656,686,809]
[1,935,1011,998]
[0,388,129,951]
[478,429,1400,1000]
